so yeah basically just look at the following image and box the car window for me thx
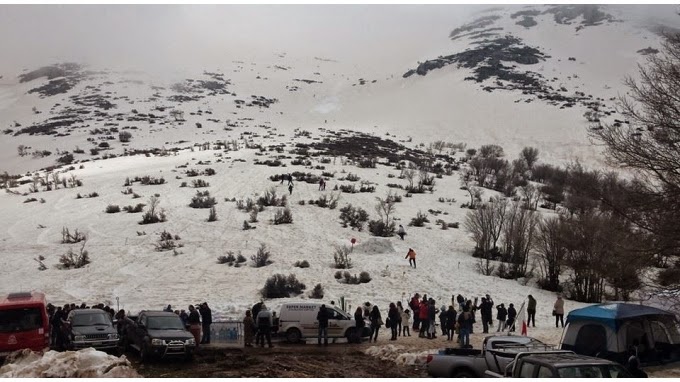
[537,366,553,378]
[518,362,537,378]
[557,366,604,378]
[327,308,347,320]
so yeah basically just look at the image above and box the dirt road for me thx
[130,343,427,378]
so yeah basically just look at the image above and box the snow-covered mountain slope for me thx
[0,5,678,327]
[1,5,679,175]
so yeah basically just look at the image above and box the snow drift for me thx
[365,344,437,366]
[0,348,140,378]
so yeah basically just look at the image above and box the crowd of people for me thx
[342,293,568,347]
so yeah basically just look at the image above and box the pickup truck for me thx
[484,351,632,378]
[64,308,121,355]
[426,335,554,378]
[120,311,196,361]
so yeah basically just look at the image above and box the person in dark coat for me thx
[456,294,465,312]
[199,302,212,344]
[164,304,173,312]
[179,309,189,328]
[478,297,493,334]
[288,183,294,195]
[256,305,273,348]
[507,303,517,332]
[396,301,404,336]
[527,295,537,327]
[445,306,457,341]
[369,305,382,342]
[188,305,202,346]
[317,304,330,345]
[496,303,508,332]
[354,307,365,333]
[458,307,473,347]
[388,303,400,340]
[439,305,447,336]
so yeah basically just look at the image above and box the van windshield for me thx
[0,308,43,333]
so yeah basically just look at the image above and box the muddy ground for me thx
[130,342,427,378]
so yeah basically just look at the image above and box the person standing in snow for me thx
[369,305,382,342]
[388,303,400,341]
[507,303,517,332]
[164,304,173,312]
[410,293,421,331]
[354,307,365,332]
[456,294,465,312]
[496,303,508,332]
[478,297,493,334]
[419,298,430,337]
[243,310,255,347]
[527,295,537,328]
[288,183,294,195]
[287,173,294,186]
[256,305,273,348]
[401,309,411,336]
[405,248,417,268]
[554,295,565,328]
[427,299,438,339]
[445,305,457,341]
[439,305,447,336]
[317,304,330,346]
[199,302,212,344]
[397,224,406,240]
[396,301,404,336]
[458,306,473,347]
[319,178,325,191]
[188,305,202,346]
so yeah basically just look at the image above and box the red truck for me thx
[0,292,50,357]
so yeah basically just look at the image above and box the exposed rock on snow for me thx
[0,348,140,378]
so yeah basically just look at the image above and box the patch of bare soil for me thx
[131,343,427,378]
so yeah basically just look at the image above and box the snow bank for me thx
[364,344,437,366]
[0,348,140,378]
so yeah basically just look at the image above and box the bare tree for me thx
[520,183,540,210]
[589,33,680,310]
[520,147,540,169]
[534,216,566,292]
[502,201,540,278]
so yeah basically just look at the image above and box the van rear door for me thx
[0,306,47,354]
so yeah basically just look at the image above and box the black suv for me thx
[511,352,632,378]
[65,309,121,354]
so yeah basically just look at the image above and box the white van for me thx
[278,302,370,344]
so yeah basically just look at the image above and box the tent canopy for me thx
[566,303,675,330]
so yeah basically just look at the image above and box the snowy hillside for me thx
[0,4,679,329]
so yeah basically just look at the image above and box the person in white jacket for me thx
[401,309,411,336]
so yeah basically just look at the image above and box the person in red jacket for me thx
[405,248,417,268]
[410,293,421,331]
[418,299,429,337]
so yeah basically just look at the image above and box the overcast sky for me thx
[0,5,493,74]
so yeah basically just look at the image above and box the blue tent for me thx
[567,303,675,330]
[561,303,680,365]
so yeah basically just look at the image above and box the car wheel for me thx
[346,328,361,344]
[286,328,302,344]
[452,369,475,378]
